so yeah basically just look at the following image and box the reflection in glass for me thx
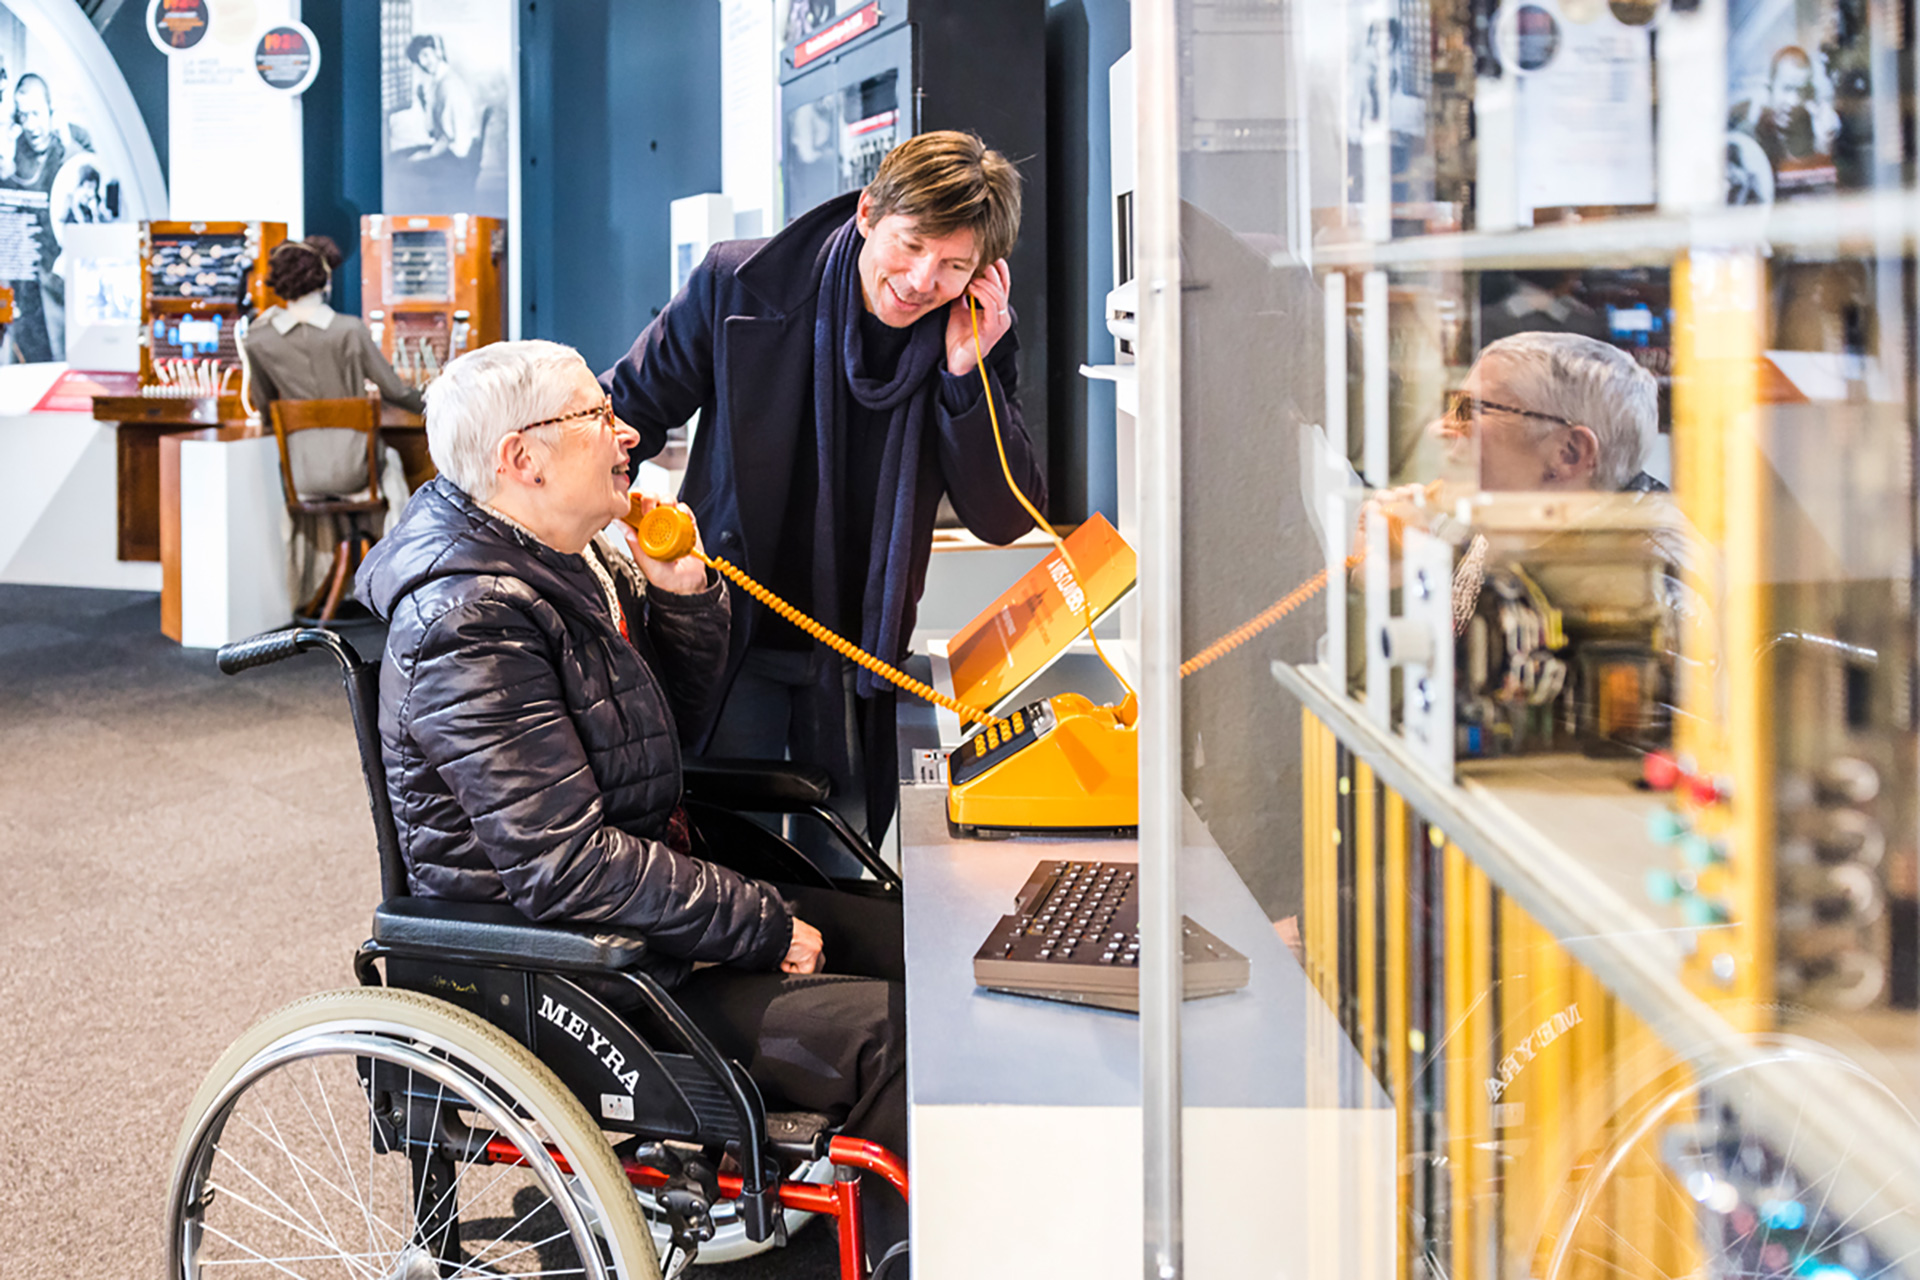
[1158,0,1920,1273]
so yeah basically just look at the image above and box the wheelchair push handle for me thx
[217,627,364,676]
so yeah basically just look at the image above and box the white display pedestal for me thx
[175,434,291,649]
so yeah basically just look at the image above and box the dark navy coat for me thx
[601,190,1045,834]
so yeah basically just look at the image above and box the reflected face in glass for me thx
[1431,354,1599,491]
[854,194,979,328]
[1766,59,1814,128]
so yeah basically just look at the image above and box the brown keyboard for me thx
[971,859,1250,1013]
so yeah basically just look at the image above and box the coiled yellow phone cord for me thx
[713,549,998,728]
[1179,563,1350,679]
[626,499,999,728]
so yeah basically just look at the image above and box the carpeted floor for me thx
[0,584,837,1279]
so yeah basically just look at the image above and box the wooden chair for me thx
[268,396,388,625]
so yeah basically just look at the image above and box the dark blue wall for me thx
[1046,0,1127,526]
[519,0,722,371]
[300,1,383,317]
[99,1,167,179]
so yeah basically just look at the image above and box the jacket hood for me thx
[357,477,608,624]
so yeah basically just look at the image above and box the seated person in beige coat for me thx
[242,235,427,605]
[242,235,424,427]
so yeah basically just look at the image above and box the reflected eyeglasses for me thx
[1442,390,1572,432]
[521,396,616,434]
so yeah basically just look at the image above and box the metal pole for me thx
[1133,0,1183,1275]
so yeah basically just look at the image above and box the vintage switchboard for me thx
[360,214,507,391]
[138,221,286,386]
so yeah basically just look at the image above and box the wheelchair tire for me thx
[166,987,662,1280]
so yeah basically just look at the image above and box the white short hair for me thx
[1478,332,1658,490]
[424,339,592,501]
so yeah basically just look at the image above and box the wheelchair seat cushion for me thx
[374,898,651,972]
[681,757,833,810]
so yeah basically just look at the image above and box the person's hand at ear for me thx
[945,258,1012,378]
[623,493,710,595]
[1543,423,1601,489]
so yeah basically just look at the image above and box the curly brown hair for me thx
[266,235,343,302]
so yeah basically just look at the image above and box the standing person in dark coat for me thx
[356,339,909,1264]
[602,130,1044,854]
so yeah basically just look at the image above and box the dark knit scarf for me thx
[810,216,946,698]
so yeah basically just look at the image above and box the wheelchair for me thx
[165,627,909,1280]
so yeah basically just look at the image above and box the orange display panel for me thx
[945,512,1136,713]
[361,214,507,391]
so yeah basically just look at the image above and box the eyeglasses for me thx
[521,396,616,434]
[1441,390,1572,433]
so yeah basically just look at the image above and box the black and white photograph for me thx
[379,0,510,216]
[1727,0,1874,202]
[0,2,141,363]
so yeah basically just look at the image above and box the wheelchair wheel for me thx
[1541,1029,1920,1280]
[166,988,661,1280]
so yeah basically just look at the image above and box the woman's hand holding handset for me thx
[622,494,709,594]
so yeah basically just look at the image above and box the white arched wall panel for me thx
[5,0,167,219]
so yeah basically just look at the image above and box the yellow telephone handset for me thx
[630,500,698,563]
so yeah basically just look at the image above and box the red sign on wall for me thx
[793,3,882,70]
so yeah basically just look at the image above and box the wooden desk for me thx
[94,394,422,643]
[93,396,434,565]
[91,396,252,562]
[376,405,434,491]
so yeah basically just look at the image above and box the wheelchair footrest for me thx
[765,1110,836,1157]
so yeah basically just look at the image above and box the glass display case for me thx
[1129,0,1920,1274]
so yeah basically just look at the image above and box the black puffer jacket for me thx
[356,478,794,986]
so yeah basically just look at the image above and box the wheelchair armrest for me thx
[681,757,833,812]
[373,898,649,972]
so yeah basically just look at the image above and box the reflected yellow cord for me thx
[1179,563,1350,679]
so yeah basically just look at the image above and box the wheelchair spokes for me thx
[168,990,661,1280]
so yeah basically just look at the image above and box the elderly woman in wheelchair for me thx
[167,340,909,1280]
